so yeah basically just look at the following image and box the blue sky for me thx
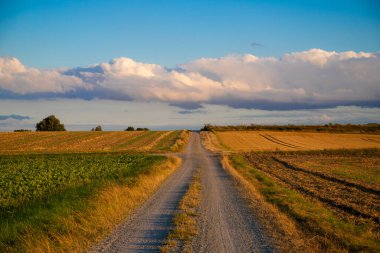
[0,0,379,130]
[1,0,379,68]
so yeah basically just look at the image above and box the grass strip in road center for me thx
[161,167,201,253]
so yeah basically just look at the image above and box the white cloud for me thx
[282,49,374,66]
[0,57,86,94]
[0,49,379,110]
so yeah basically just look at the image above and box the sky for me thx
[0,0,379,130]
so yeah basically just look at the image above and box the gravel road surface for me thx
[192,134,274,253]
[93,132,273,252]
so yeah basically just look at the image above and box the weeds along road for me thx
[93,132,273,252]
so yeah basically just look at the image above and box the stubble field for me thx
[205,130,380,151]
[210,129,380,252]
[0,130,188,154]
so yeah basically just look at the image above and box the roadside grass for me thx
[221,155,307,252]
[200,131,228,152]
[226,153,380,252]
[0,154,181,253]
[161,168,201,253]
[169,130,190,152]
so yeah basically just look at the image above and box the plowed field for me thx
[243,150,380,226]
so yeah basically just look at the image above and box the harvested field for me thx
[240,149,380,251]
[0,131,177,154]
[227,150,380,252]
[152,130,189,152]
[243,150,380,224]
[207,131,380,151]
[275,149,380,191]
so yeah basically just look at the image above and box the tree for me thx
[36,115,66,131]
[92,125,102,131]
[201,124,212,131]
[136,127,149,131]
[125,126,134,131]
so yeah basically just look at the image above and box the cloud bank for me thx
[1,49,379,110]
[0,114,31,121]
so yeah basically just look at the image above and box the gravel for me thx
[93,132,274,252]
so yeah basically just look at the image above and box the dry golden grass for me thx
[161,168,201,253]
[221,155,312,253]
[0,131,174,154]
[170,130,190,152]
[18,156,181,253]
[200,131,227,152]
[206,131,380,151]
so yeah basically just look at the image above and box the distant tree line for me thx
[14,129,32,132]
[201,123,380,134]
[89,126,150,131]
[13,114,152,132]
[90,126,150,131]
[125,126,149,131]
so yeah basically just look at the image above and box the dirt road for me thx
[191,133,273,253]
[94,132,273,252]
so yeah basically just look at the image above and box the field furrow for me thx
[273,157,380,196]
[259,134,301,149]
[243,152,380,225]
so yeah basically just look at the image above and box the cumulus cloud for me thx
[0,49,379,110]
[0,57,86,94]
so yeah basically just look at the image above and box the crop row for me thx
[0,153,155,208]
[211,131,380,151]
[0,131,174,154]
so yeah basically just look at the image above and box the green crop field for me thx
[0,153,168,252]
[0,153,160,208]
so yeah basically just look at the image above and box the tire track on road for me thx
[92,135,198,253]
[192,134,274,253]
[93,132,274,252]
